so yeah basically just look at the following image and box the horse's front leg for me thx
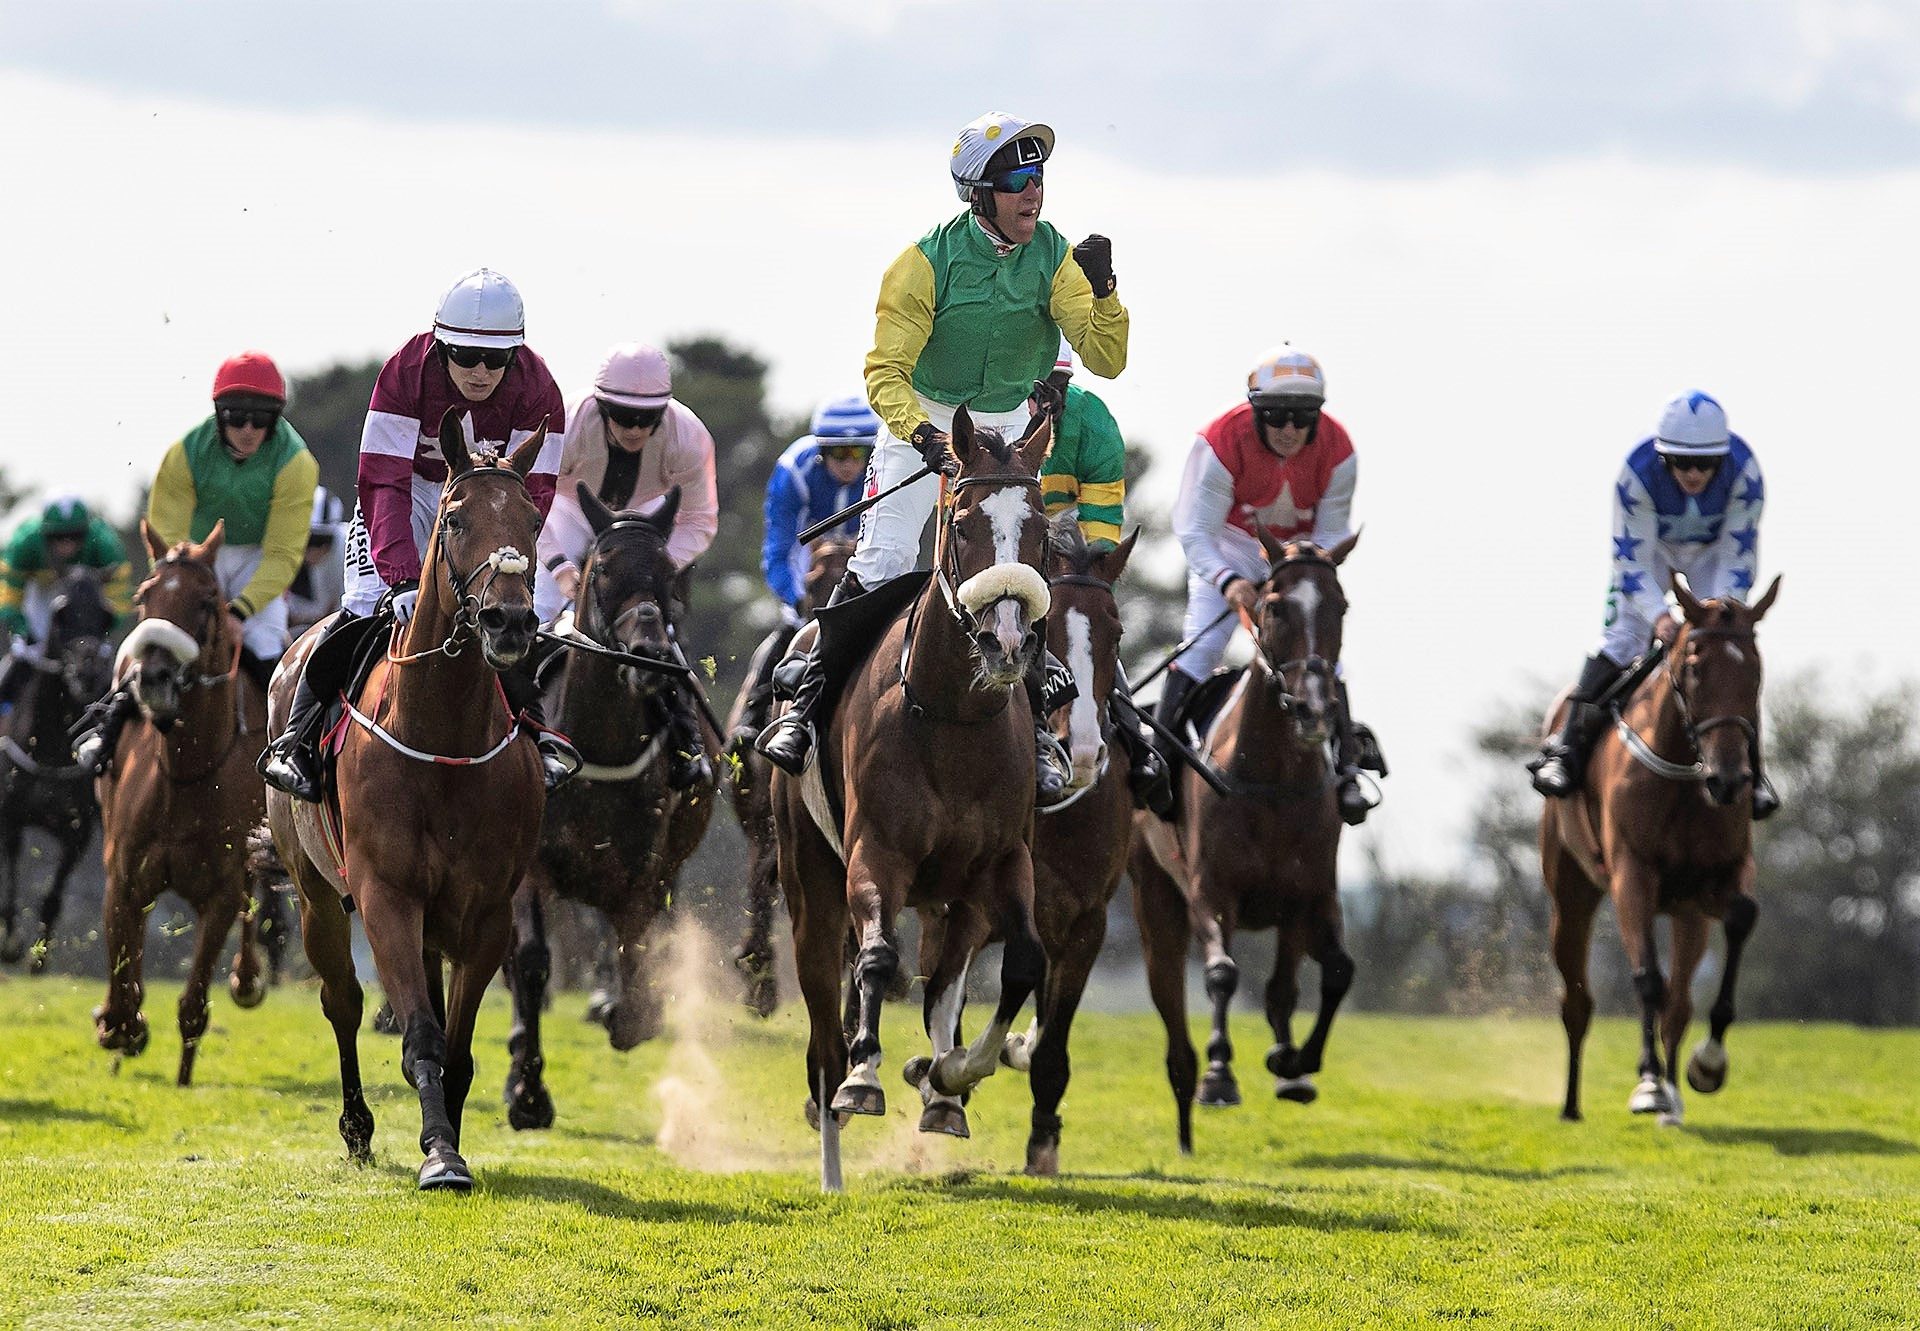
[1611,856,1676,1120]
[358,886,467,1191]
[176,885,244,1086]
[831,839,907,1118]
[1191,872,1241,1108]
[504,880,555,1131]
[1688,866,1759,1097]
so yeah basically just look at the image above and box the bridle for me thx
[1613,623,1760,783]
[391,465,535,664]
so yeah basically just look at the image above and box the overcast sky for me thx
[3,2,1913,876]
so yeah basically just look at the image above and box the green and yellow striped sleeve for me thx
[1048,257,1129,380]
[146,441,198,550]
[864,245,939,442]
[232,449,318,617]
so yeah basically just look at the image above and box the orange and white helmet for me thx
[1246,346,1326,407]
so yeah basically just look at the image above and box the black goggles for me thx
[987,164,1044,194]
[218,407,279,430]
[1257,405,1321,430]
[601,402,666,431]
[443,343,515,371]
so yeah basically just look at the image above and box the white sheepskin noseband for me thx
[956,562,1050,619]
[116,619,201,673]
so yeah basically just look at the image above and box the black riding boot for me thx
[1028,653,1072,806]
[500,659,581,792]
[260,612,372,802]
[662,684,714,791]
[71,687,137,776]
[1111,669,1172,816]
[1528,654,1626,798]
[730,624,797,751]
[1332,680,1385,827]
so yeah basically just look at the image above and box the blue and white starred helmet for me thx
[811,394,881,443]
[1654,390,1731,458]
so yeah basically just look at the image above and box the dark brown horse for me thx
[0,569,116,969]
[1132,534,1360,1153]
[773,406,1054,1191]
[96,524,268,1084]
[725,535,853,1017]
[266,409,547,1190]
[1542,572,1780,1125]
[999,518,1137,1176]
[502,483,718,1130]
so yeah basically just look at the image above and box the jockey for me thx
[757,110,1129,804]
[728,392,878,750]
[260,268,576,801]
[0,496,131,712]
[285,486,348,640]
[1529,390,1774,816]
[1035,342,1171,812]
[72,352,319,774]
[534,342,718,789]
[1162,347,1384,826]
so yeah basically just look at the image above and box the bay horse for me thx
[1132,533,1360,1153]
[0,569,116,969]
[772,405,1054,1191]
[724,534,854,1017]
[1542,572,1781,1125]
[266,408,547,1190]
[96,523,269,1084]
[502,483,718,1130]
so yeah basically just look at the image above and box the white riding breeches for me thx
[342,480,439,617]
[846,395,1035,587]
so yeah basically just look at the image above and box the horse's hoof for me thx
[1196,1067,1241,1108]
[1025,1141,1060,1177]
[418,1145,474,1192]
[831,1082,886,1118]
[900,1055,933,1089]
[230,973,267,1010]
[1274,1076,1318,1104]
[506,1081,555,1132]
[918,1102,969,1138]
[1686,1039,1728,1094]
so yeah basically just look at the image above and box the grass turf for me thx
[1,964,1917,1329]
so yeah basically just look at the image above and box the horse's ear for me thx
[509,417,547,478]
[947,405,973,469]
[647,485,683,537]
[1327,527,1361,566]
[1254,519,1286,566]
[1670,570,1705,621]
[192,518,226,561]
[1749,574,1782,622]
[576,481,616,537]
[1097,527,1140,583]
[439,406,473,477]
[141,519,167,562]
[1016,410,1054,473]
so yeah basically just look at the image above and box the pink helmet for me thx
[594,343,673,409]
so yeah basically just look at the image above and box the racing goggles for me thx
[1256,404,1321,430]
[820,443,872,462]
[443,343,515,371]
[988,164,1044,194]
[601,401,666,431]
[218,407,279,430]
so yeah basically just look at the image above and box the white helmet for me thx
[433,268,526,349]
[1654,390,1731,457]
[951,112,1054,201]
[1246,346,1326,406]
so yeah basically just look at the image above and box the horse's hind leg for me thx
[1688,873,1758,1096]
[504,881,555,1131]
[296,875,372,1160]
[1132,838,1198,1154]
[177,887,244,1087]
[1546,852,1603,1122]
[1023,904,1106,1176]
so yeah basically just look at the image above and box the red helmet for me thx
[212,351,286,404]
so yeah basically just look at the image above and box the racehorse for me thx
[1542,572,1781,1125]
[772,405,1055,1191]
[0,569,116,969]
[1132,533,1360,1153]
[95,524,268,1084]
[724,534,854,1017]
[998,517,1138,1175]
[502,483,718,1131]
[266,409,547,1190]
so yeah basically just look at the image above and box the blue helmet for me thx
[812,394,881,443]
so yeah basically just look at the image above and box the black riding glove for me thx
[1073,234,1116,298]
[911,422,953,474]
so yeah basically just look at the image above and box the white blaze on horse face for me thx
[1064,609,1104,783]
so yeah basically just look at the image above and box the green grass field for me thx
[2,954,1917,1330]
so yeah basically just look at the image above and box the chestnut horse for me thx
[266,409,547,1190]
[503,483,718,1130]
[1133,534,1360,1153]
[725,534,853,1017]
[96,524,268,1084]
[0,569,116,969]
[1542,572,1781,1125]
[773,406,1054,1191]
